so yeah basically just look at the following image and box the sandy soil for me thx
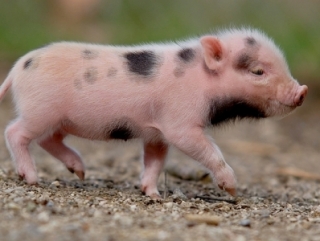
[0,66,319,241]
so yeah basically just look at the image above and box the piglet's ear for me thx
[200,36,224,70]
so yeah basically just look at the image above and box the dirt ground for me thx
[0,66,319,241]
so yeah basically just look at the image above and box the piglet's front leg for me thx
[164,127,237,196]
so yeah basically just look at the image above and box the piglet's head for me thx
[200,28,308,125]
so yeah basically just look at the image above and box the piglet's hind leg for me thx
[141,142,168,199]
[38,131,85,180]
[5,119,38,184]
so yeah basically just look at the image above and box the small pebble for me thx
[26,201,37,212]
[93,209,103,218]
[185,214,221,226]
[50,181,61,188]
[4,188,14,194]
[314,205,320,215]
[7,202,20,210]
[164,202,174,209]
[239,219,251,227]
[46,200,54,208]
[130,204,137,212]
[267,218,275,225]
[99,200,108,206]
[37,211,50,223]
[172,188,187,201]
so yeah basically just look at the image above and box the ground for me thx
[0,66,319,241]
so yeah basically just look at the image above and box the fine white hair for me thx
[215,27,286,62]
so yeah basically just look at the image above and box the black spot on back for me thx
[177,48,195,63]
[84,67,98,84]
[24,58,33,69]
[245,37,257,46]
[124,51,157,77]
[209,98,266,126]
[82,49,98,59]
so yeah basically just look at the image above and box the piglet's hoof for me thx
[18,172,38,185]
[225,187,237,197]
[67,167,85,180]
[218,184,237,197]
[148,193,162,200]
[75,170,85,180]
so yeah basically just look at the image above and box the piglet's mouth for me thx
[266,97,299,119]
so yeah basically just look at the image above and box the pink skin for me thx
[0,28,307,198]
[38,131,85,180]
[141,142,168,199]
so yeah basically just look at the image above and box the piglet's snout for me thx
[294,85,308,106]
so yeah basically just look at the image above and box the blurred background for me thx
[0,0,319,86]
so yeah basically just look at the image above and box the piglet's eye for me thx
[251,69,264,76]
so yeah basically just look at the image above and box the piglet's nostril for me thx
[295,85,308,106]
[299,95,304,102]
[297,95,304,106]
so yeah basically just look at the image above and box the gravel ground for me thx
[0,67,319,241]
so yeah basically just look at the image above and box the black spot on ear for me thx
[209,98,266,126]
[24,58,33,69]
[124,51,157,77]
[84,67,98,84]
[234,53,253,70]
[245,37,256,46]
[82,49,98,59]
[178,48,195,63]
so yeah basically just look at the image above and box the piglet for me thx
[0,28,307,199]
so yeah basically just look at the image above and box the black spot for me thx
[124,51,157,76]
[24,58,33,69]
[107,67,117,77]
[109,126,134,141]
[234,53,253,70]
[177,48,195,63]
[245,37,256,46]
[106,119,140,141]
[84,67,98,84]
[209,98,266,126]
[82,49,98,59]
